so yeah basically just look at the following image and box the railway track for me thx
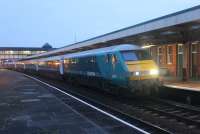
[143,98,200,127]
[120,98,200,134]
[53,91,171,134]
[25,73,200,134]
[25,74,171,134]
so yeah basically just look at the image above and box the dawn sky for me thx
[0,0,200,48]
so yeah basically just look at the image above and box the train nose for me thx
[129,69,159,81]
[128,79,161,95]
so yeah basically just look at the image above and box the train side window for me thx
[105,54,111,63]
[64,59,69,64]
[68,58,72,64]
[71,58,77,64]
[75,58,77,64]
[64,59,69,69]
[112,55,118,64]
[90,56,96,63]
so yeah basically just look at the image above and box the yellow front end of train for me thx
[121,50,161,95]
[126,60,159,80]
[127,60,160,95]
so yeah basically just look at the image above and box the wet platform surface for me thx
[0,69,140,134]
[164,81,200,91]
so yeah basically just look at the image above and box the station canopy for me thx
[24,5,200,60]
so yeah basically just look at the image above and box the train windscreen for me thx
[121,50,151,61]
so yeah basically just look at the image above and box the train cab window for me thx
[121,50,151,61]
[121,51,137,61]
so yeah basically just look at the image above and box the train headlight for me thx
[135,71,140,76]
[150,69,159,75]
[131,71,140,76]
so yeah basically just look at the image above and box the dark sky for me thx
[0,0,200,48]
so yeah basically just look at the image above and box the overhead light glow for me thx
[142,45,155,49]
[150,69,159,75]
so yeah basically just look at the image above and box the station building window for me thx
[167,46,173,64]
[157,47,163,65]
[4,51,14,54]
[23,51,31,55]
[191,44,200,79]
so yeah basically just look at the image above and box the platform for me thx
[0,69,141,134]
[164,80,200,92]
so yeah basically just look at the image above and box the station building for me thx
[0,44,54,64]
[22,5,200,82]
[149,43,200,81]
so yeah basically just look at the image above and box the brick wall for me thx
[150,44,177,77]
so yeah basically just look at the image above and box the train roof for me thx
[64,44,142,58]
[21,44,143,62]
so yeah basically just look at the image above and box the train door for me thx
[111,54,118,77]
[107,54,113,79]
[177,44,183,78]
[59,58,64,75]
[191,44,199,79]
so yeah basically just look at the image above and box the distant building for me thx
[0,45,54,64]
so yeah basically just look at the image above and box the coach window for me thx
[50,61,60,69]
[67,59,70,64]
[64,59,69,69]
[69,58,72,64]
[167,46,173,64]
[75,58,79,64]
[71,58,77,64]
[64,59,69,64]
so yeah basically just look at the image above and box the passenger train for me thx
[5,44,161,96]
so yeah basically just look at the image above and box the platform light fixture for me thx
[142,44,155,49]
[191,25,200,30]
[161,31,176,35]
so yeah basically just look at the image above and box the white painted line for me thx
[21,99,40,103]
[24,74,150,134]
[164,84,200,91]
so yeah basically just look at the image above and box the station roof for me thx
[0,47,55,51]
[24,5,200,60]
